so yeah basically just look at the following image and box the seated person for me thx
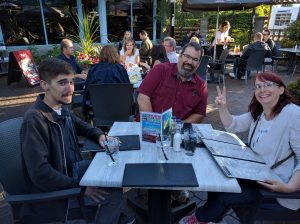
[190,36,200,44]
[120,38,140,65]
[180,72,300,224]
[139,45,169,74]
[138,42,207,123]
[139,30,153,64]
[232,32,271,79]
[263,29,277,57]
[83,45,130,114]
[118,30,133,51]
[20,58,124,224]
[163,36,179,63]
[58,39,87,81]
[181,30,194,47]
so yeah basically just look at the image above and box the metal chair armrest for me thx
[6,187,82,204]
[259,189,300,199]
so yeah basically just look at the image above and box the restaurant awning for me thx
[182,0,300,12]
[182,0,271,12]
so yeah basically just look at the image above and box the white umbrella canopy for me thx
[182,0,272,59]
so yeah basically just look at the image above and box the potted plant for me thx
[70,13,101,68]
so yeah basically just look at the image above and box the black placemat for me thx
[122,163,199,187]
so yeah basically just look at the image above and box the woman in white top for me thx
[120,39,140,65]
[211,20,231,59]
[180,72,300,224]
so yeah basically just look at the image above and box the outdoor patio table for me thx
[80,122,241,223]
[279,48,300,75]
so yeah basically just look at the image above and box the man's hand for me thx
[84,187,109,203]
[257,179,293,193]
[98,135,119,148]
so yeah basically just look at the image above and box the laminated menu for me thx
[197,128,282,182]
[140,108,172,143]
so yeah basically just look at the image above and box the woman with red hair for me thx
[180,72,300,224]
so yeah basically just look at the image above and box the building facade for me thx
[0,0,163,47]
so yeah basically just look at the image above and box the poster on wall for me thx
[12,50,40,86]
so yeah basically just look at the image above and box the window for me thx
[274,13,292,26]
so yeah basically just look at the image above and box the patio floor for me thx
[0,64,299,224]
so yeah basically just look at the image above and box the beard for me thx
[178,61,196,78]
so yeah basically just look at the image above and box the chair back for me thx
[0,117,30,194]
[219,49,229,73]
[245,49,268,72]
[196,55,210,80]
[88,83,133,127]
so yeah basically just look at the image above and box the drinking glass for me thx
[184,131,197,156]
[156,135,170,162]
[104,137,120,166]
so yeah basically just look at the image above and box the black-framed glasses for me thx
[253,82,279,91]
[181,53,200,63]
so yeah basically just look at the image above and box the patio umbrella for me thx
[182,0,272,59]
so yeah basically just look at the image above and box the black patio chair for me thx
[236,49,267,84]
[208,49,229,85]
[196,55,210,81]
[88,83,134,127]
[234,188,300,224]
[0,117,89,223]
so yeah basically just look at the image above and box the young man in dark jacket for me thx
[20,58,123,223]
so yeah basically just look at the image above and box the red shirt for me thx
[138,63,207,120]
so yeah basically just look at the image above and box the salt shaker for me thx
[173,129,182,152]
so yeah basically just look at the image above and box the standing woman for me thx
[118,30,133,51]
[180,72,300,224]
[120,39,140,65]
[211,21,231,59]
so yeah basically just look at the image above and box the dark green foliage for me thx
[28,45,61,65]
[281,18,300,47]
[288,78,300,106]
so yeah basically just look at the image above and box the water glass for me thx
[156,135,170,162]
[104,138,120,166]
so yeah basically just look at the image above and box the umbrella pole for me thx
[213,6,219,60]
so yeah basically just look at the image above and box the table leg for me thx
[148,189,171,224]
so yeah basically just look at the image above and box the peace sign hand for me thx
[215,86,227,109]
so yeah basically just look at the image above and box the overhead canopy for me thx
[182,0,271,11]
[182,0,300,12]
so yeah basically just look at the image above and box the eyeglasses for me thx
[181,53,200,63]
[253,82,279,91]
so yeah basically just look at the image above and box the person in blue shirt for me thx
[58,39,87,80]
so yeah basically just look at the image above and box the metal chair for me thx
[236,49,267,84]
[234,188,300,223]
[88,83,134,127]
[208,49,229,85]
[0,117,87,223]
[196,55,210,81]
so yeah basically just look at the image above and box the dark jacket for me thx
[265,38,277,56]
[139,38,153,62]
[242,41,272,59]
[20,94,102,222]
[83,62,130,114]
[58,53,82,74]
